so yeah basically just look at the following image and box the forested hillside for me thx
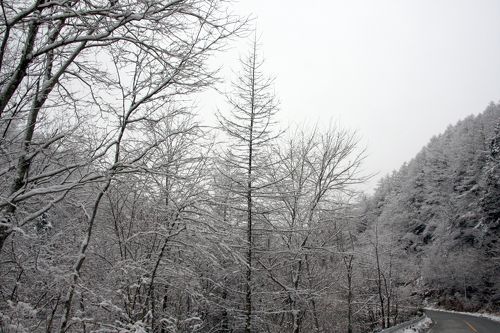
[360,102,500,313]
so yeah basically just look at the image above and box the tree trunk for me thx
[347,258,353,333]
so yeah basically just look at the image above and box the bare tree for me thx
[0,1,244,331]
[0,0,243,253]
[216,35,280,332]
[336,223,356,333]
[263,126,365,332]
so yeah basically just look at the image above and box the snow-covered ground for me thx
[400,317,432,333]
[378,315,432,333]
[424,306,500,323]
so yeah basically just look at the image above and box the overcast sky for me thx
[205,0,500,192]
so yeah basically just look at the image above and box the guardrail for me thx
[376,314,427,333]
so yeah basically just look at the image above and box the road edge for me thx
[423,307,500,323]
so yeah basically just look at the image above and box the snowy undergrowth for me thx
[424,307,500,323]
[399,317,432,333]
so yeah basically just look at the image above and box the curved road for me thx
[425,309,500,333]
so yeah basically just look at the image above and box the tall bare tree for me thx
[216,36,279,332]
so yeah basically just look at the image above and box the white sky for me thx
[203,0,500,192]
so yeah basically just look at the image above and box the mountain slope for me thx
[364,102,500,312]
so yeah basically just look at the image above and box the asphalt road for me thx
[425,309,500,333]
